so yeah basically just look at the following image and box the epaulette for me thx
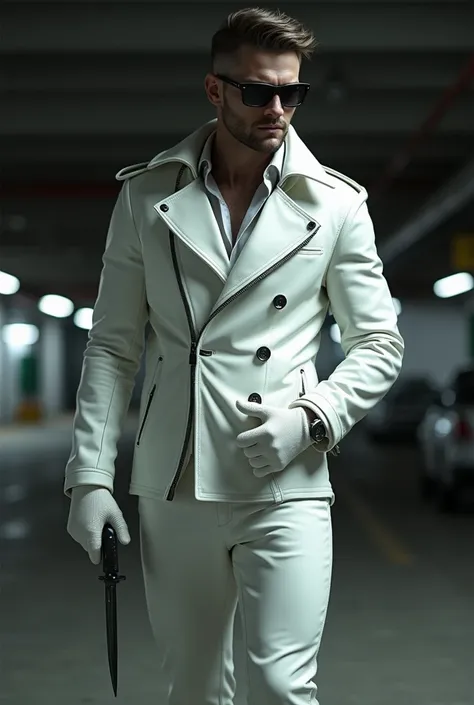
[115,162,150,182]
[321,166,364,193]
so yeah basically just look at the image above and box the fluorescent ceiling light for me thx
[74,308,93,331]
[0,271,20,295]
[2,323,39,348]
[38,294,74,318]
[433,272,474,299]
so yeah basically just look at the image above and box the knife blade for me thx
[99,522,126,697]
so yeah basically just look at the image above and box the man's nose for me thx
[264,95,284,117]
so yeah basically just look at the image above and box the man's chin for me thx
[254,132,285,151]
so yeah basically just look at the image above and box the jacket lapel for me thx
[211,187,320,313]
[151,119,335,303]
[153,177,231,284]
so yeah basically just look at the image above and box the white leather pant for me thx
[138,457,333,705]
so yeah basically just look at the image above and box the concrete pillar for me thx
[3,335,22,424]
[0,298,23,423]
[0,300,6,423]
[39,317,65,419]
[463,294,474,360]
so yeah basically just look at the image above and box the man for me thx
[66,7,404,705]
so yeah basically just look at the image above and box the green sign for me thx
[20,354,38,396]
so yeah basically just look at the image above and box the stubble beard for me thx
[221,101,287,155]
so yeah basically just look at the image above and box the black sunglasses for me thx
[215,74,310,108]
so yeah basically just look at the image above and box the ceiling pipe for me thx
[4,56,474,201]
[370,53,474,201]
[378,154,474,267]
[2,183,120,198]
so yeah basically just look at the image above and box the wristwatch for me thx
[309,417,327,444]
[308,416,341,456]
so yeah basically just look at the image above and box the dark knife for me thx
[98,522,126,697]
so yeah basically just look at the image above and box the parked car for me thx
[417,366,474,512]
[365,376,439,443]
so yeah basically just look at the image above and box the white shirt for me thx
[198,131,285,266]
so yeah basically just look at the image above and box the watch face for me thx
[311,419,326,442]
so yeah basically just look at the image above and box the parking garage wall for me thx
[393,302,469,387]
[0,298,471,425]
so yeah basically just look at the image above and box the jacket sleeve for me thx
[64,179,148,496]
[289,190,404,452]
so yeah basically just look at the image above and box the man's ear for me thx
[204,74,223,108]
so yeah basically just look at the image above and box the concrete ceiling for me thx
[1,0,474,308]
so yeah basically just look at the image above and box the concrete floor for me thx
[1,415,473,705]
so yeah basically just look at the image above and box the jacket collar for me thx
[146,119,335,191]
[152,119,329,313]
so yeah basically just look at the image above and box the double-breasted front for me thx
[64,119,404,505]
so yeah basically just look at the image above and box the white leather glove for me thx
[235,399,313,477]
[67,486,131,565]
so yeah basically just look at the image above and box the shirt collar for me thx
[198,131,284,193]
[142,119,337,191]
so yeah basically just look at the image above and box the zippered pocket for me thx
[299,368,308,398]
[136,356,163,446]
[298,246,324,256]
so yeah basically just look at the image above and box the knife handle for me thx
[99,523,126,584]
[102,523,118,572]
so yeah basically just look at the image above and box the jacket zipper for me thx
[165,165,322,499]
[136,386,156,446]
[166,225,213,499]
[299,368,307,397]
[136,356,163,446]
[166,166,212,499]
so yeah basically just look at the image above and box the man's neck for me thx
[211,129,272,191]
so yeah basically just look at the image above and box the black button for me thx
[256,346,271,362]
[273,295,287,310]
[160,204,169,212]
[307,221,316,230]
[248,393,262,404]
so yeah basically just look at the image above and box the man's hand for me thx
[67,486,131,564]
[235,399,313,477]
